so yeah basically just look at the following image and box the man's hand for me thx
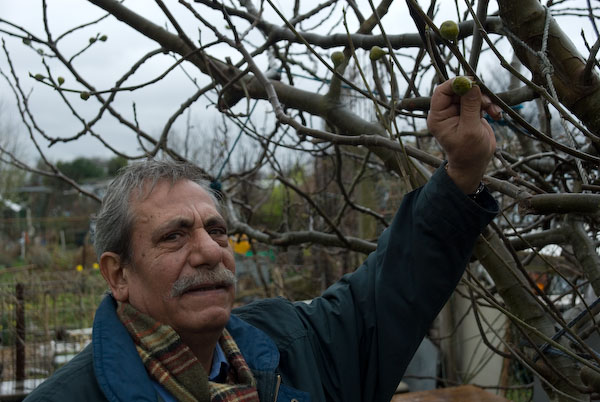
[427,78,501,194]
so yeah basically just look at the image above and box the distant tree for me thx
[106,156,128,177]
[57,157,105,182]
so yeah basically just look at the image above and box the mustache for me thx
[170,265,236,297]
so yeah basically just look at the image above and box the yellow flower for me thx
[92,263,99,270]
[76,265,83,272]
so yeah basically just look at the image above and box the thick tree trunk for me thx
[566,218,600,297]
[474,229,586,401]
[498,0,600,136]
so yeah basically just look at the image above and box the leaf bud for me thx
[99,35,107,42]
[331,51,345,68]
[34,74,44,81]
[57,76,65,86]
[440,20,459,42]
[80,91,90,100]
[369,46,386,61]
[451,76,474,96]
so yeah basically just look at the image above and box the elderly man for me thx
[25,79,499,402]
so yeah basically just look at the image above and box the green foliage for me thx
[106,156,128,177]
[255,164,308,230]
[0,264,106,327]
[256,183,285,228]
[36,156,129,189]
[57,157,105,182]
[0,313,15,346]
[0,165,26,199]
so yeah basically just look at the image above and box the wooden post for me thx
[15,282,25,388]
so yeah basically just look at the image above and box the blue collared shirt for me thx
[209,342,230,382]
[152,343,230,401]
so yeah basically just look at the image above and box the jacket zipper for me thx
[273,374,281,402]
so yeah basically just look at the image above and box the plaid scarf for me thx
[117,302,259,402]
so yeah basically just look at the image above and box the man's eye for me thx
[209,227,227,236]
[163,232,183,241]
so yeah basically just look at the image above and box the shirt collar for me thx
[209,342,229,382]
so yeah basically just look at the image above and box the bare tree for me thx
[2,0,600,400]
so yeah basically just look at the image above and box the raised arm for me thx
[234,79,500,402]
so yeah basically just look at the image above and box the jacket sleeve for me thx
[289,165,498,401]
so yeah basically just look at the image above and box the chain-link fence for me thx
[0,266,106,400]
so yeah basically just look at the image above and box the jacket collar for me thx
[92,294,280,402]
[92,294,157,401]
[226,313,280,372]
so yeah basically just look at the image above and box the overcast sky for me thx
[1,0,224,164]
[0,1,590,167]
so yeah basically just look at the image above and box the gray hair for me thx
[92,159,218,263]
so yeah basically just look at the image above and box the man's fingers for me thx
[481,94,502,121]
[430,80,456,113]
[459,84,484,124]
[486,103,503,121]
[432,79,500,120]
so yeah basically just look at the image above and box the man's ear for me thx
[99,252,129,302]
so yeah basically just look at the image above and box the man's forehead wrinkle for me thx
[165,216,195,230]
[129,179,195,211]
[128,179,223,219]
[130,177,174,203]
[128,179,223,236]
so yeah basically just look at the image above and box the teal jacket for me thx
[24,167,498,402]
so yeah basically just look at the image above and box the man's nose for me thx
[188,229,222,269]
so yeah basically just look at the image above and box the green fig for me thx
[369,46,386,61]
[99,35,108,42]
[57,76,65,86]
[89,37,96,44]
[22,38,31,46]
[80,91,90,100]
[331,51,345,68]
[440,20,459,42]
[451,76,474,96]
[34,74,44,81]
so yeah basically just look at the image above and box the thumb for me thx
[459,84,483,124]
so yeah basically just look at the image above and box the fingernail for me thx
[492,105,502,117]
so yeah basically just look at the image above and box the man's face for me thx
[121,179,236,336]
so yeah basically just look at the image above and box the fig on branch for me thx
[99,35,108,42]
[57,77,65,86]
[34,74,44,81]
[451,76,474,96]
[80,91,90,100]
[369,46,386,61]
[440,20,459,42]
[89,37,96,44]
[331,51,345,67]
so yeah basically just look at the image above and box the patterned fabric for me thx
[116,302,258,402]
